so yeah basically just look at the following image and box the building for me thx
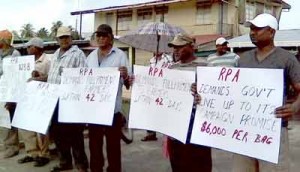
[71,0,291,63]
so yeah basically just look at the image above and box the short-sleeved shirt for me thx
[47,45,87,84]
[239,47,300,99]
[207,51,240,67]
[35,53,52,75]
[87,47,130,113]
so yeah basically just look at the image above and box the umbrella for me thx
[119,22,185,53]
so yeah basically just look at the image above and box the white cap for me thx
[244,13,278,30]
[56,26,72,38]
[25,37,44,48]
[215,37,228,45]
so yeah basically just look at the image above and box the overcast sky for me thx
[0,0,298,34]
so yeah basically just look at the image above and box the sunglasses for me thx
[96,32,109,37]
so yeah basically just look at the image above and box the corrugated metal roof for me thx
[228,29,300,48]
[71,0,188,15]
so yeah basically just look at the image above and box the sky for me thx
[0,0,299,34]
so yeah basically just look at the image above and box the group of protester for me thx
[0,13,299,172]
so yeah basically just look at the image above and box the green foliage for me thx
[20,23,35,38]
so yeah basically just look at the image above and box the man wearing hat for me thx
[0,29,21,159]
[167,33,212,172]
[233,13,300,172]
[47,26,88,172]
[207,37,240,67]
[17,37,51,167]
[86,24,130,172]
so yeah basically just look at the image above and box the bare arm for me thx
[275,82,300,119]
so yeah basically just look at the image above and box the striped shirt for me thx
[207,51,240,67]
[47,45,87,84]
[149,53,173,68]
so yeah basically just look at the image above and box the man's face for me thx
[26,45,37,55]
[173,44,192,61]
[57,36,72,49]
[216,44,228,55]
[96,32,112,48]
[249,25,274,47]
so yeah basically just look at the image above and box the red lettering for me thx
[148,67,154,76]
[225,68,232,81]
[218,67,226,81]
[254,134,272,144]
[158,69,163,77]
[232,69,240,82]
[232,129,248,142]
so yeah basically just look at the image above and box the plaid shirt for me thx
[47,45,87,84]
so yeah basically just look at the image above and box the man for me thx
[17,37,51,167]
[233,13,300,172]
[207,37,240,67]
[0,30,21,159]
[142,52,174,142]
[47,26,88,172]
[167,33,211,172]
[86,24,130,172]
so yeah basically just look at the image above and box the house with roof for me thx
[71,0,291,64]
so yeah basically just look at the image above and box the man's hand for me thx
[275,103,297,120]
[119,66,128,80]
[191,83,201,105]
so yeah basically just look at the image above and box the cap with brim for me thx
[244,13,278,30]
[168,33,194,47]
[95,24,113,35]
[25,37,44,48]
[56,26,72,38]
[215,37,228,45]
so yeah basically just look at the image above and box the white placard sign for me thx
[59,68,120,125]
[191,67,283,163]
[0,102,11,129]
[12,81,60,134]
[129,65,195,143]
[0,55,35,102]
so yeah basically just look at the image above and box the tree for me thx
[12,30,21,40]
[68,25,81,40]
[50,21,63,39]
[36,27,49,39]
[20,23,35,39]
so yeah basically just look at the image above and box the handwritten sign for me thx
[190,67,283,163]
[129,65,195,143]
[0,55,35,102]
[59,68,120,125]
[12,81,60,134]
[0,102,11,129]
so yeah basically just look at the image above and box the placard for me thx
[0,55,34,102]
[12,81,59,134]
[59,67,120,125]
[129,65,195,143]
[191,67,283,163]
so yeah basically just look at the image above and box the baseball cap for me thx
[168,33,195,47]
[56,26,72,38]
[244,13,278,30]
[25,37,44,48]
[95,24,113,35]
[215,37,228,45]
